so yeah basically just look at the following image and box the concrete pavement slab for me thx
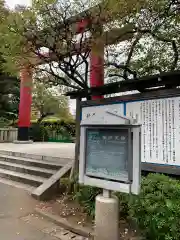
[0,142,75,159]
[0,182,59,240]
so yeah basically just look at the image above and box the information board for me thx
[85,128,129,182]
[81,96,180,166]
[126,97,180,165]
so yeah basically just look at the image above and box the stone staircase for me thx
[0,150,71,194]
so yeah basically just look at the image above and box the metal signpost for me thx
[79,109,141,240]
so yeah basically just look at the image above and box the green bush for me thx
[0,117,11,127]
[41,120,75,140]
[28,119,75,142]
[29,124,49,141]
[72,185,101,218]
[128,174,180,240]
[37,119,75,134]
[61,175,101,218]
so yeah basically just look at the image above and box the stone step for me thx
[0,177,35,192]
[0,150,73,166]
[0,154,63,170]
[0,168,46,187]
[0,160,56,178]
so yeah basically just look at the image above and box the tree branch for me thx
[135,27,179,71]
[37,67,81,90]
[106,62,137,80]
[123,33,142,79]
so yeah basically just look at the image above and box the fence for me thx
[0,128,18,142]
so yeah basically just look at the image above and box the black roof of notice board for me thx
[66,71,180,99]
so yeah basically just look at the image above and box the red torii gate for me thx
[17,6,133,141]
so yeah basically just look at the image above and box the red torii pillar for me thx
[90,39,104,100]
[17,66,33,141]
[77,20,104,100]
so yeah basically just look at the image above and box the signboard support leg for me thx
[95,189,119,240]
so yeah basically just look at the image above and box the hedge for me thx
[128,174,180,240]
[29,119,75,142]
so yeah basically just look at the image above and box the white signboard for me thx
[81,96,180,166]
[126,97,180,165]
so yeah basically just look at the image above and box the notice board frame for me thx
[84,125,132,183]
[79,123,141,194]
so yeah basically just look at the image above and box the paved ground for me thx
[0,182,62,240]
[0,142,75,159]
[0,143,88,239]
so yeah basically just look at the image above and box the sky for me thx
[5,0,31,8]
[5,0,76,114]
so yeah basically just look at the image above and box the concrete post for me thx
[0,130,3,142]
[4,130,8,142]
[94,191,119,240]
[9,130,13,142]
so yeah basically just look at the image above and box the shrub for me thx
[41,119,75,140]
[72,185,101,218]
[29,119,75,142]
[128,174,180,240]
[29,124,49,141]
[0,117,11,127]
[61,175,101,218]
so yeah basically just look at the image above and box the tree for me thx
[0,75,19,121]
[0,0,145,91]
[32,81,72,122]
[0,0,179,90]
[0,1,20,122]
[105,0,180,83]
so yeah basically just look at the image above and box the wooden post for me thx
[74,97,81,172]
[70,97,81,179]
